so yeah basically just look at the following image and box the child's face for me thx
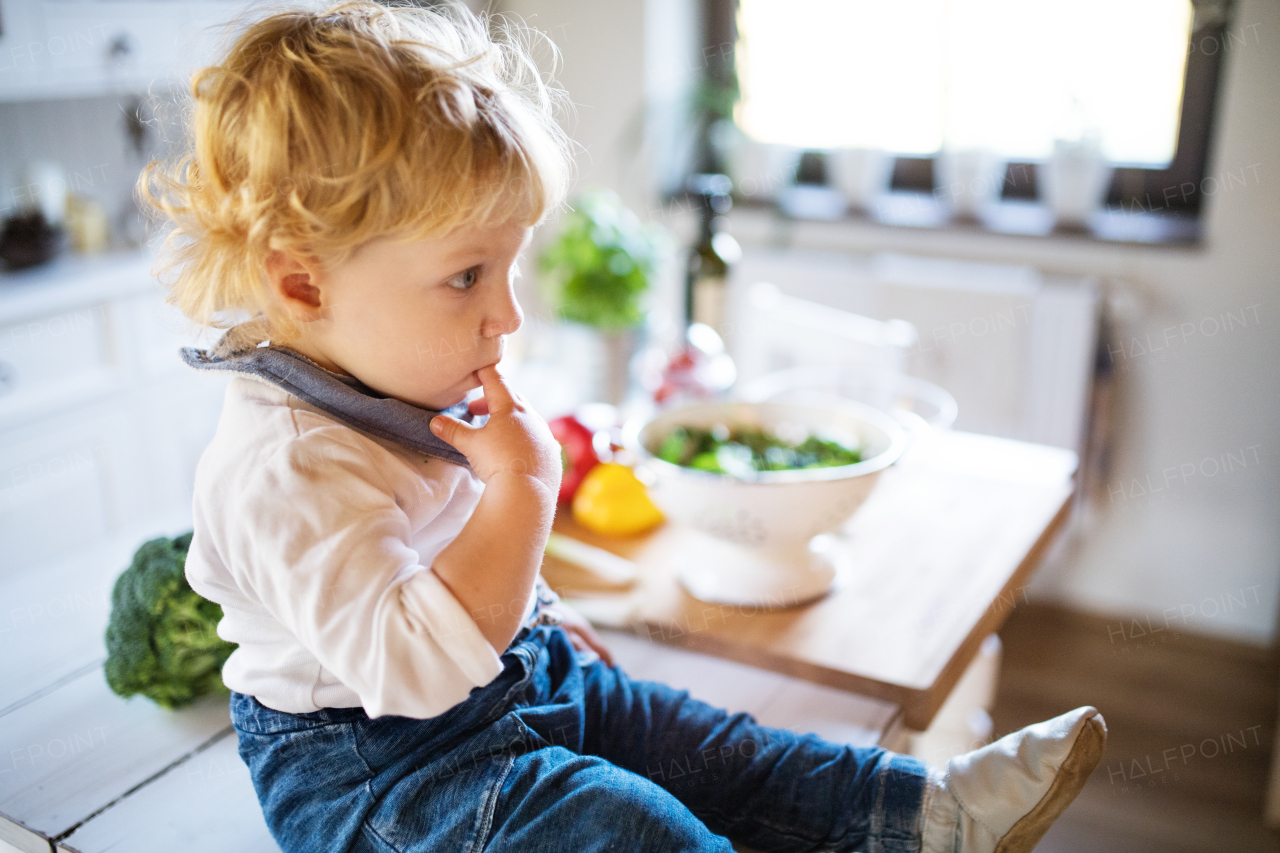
[307,220,531,411]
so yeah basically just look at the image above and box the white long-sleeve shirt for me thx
[186,374,541,719]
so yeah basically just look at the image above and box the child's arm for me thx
[428,365,563,653]
[226,423,509,720]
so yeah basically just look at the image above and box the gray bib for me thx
[180,324,478,469]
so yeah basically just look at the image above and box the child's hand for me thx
[430,364,562,495]
[546,603,614,666]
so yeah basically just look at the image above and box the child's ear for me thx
[265,249,324,319]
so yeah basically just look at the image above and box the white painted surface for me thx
[0,510,192,714]
[0,667,230,840]
[56,734,278,853]
[0,818,46,853]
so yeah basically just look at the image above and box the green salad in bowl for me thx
[655,424,863,477]
[623,399,907,606]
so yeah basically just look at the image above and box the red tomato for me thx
[548,415,600,505]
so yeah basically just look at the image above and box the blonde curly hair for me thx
[138,0,573,345]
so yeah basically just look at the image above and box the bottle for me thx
[684,174,741,339]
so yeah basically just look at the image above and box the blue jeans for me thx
[230,625,931,852]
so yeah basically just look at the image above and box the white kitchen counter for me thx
[0,248,161,325]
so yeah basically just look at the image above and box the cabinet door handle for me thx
[108,32,133,61]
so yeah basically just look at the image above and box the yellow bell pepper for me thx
[571,462,664,536]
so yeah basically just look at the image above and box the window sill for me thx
[744,192,1201,248]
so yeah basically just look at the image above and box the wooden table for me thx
[542,428,1078,731]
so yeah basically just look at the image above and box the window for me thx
[729,0,1235,229]
[737,0,1193,166]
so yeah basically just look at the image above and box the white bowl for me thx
[624,399,907,607]
[739,366,959,433]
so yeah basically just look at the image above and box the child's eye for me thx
[446,268,479,290]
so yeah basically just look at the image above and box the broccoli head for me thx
[104,531,236,709]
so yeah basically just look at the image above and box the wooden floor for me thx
[993,604,1280,853]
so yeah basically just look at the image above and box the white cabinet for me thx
[0,399,128,569]
[0,1,255,102]
[0,249,228,578]
[0,295,128,430]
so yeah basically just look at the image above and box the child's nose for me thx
[480,294,523,339]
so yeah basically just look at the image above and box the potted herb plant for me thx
[538,188,666,405]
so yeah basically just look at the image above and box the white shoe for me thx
[920,706,1107,853]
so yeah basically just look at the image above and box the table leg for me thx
[907,634,1003,767]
